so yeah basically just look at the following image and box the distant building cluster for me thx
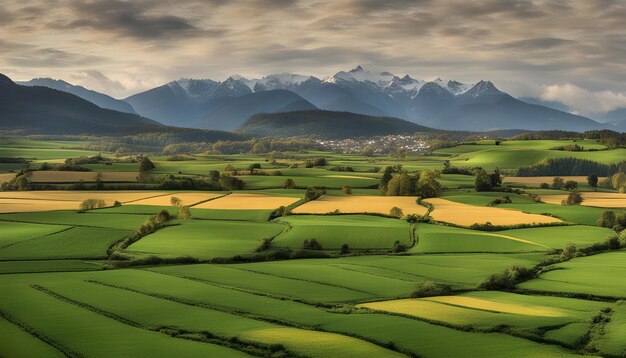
[317,135,429,154]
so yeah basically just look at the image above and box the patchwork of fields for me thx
[1,137,625,357]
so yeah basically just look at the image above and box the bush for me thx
[342,186,352,195]
[305,157,327,168]
[478,265,533,289]
[474,169,493,192]
[304,187,325,201]
[139,157,155,172]
[487,196,512,206]
[303,238,322,250]
[256,238,272,252]
[539,183,549,189]
[113,200,122,207]
[178,206,191,220]
[390,240,407,253]
[561,190,583,206]
[552,176,564,189]
[79,198,106,211]
[560,242,577,261]
[563,180,578,190]
[410,281,452,298]
[219,174,245,190]
[283,178,297,189]
[389,206,404,218]
[597,210,616,228]
[340,244,350,255]
[170,196,182,207]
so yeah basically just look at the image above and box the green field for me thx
[1,135,625,357]
[273,215,411,249]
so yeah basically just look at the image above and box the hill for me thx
[17,78,137,114]
[238,110,435,138]
[0,73,160,135]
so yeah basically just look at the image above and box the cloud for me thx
[541,84,626,114]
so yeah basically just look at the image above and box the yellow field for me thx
[193,193,300,210]
[0,173,16,183]
[27,171,139,183]
[0,198,83,213]
[358,297,566,321]
[129,192,224,206]
[425,296,567,317]
[504,176,603,186]
[0,191,162,203]
[423,198,562,226]
[291,195,428,216]
[240,327,404,358]
[540,192,626,208]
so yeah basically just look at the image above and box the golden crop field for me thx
[0,191,162,203]
[292,195,428,216]
[423,198,562,226]
[129,192,225,206]
[0,198,82,213]
[0,173,16,183]
[358,297,566,319]
[193,193,300,210]
[540,192,626,208]
[503,176,603,185]
[322,175,377,180]
[27,171,140,183]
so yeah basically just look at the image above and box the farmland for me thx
[1,135,626,357]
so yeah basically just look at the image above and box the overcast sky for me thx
[1,0,625,114]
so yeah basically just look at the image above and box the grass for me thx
[292,195,428,216]
[273,215,411,250]
[0,315,65,358]
[0,221,70,247]
[0,260,103,274]
[0,211,151,230]
[595,302,626,356]
[0,227,130,260]
[27,171,139,183]
[0,285,248,357]
[518,250,626,299]
[125,219,285,259]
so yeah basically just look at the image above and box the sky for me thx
[1,0,625,115]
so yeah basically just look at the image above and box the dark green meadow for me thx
[1,136,626,357]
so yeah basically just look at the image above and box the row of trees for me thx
[517,157,626,177]
[379,166,443,198]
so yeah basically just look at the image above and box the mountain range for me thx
[8,66,625,134]
[121,66,607,132]
[0,74,159,135]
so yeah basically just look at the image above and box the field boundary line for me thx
[0,225,75,250]
[188,192,231,207]
[0,307,82,358]
[119,192,173,204]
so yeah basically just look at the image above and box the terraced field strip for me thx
[193,193,300,210]
[292,195,428,216]
[125,220,284,259]
[0,173,15,183]
[273,215,411,250]
[540,192,626,208]
[0,211,152,230]
[27,171,140,183]
[424,198,563,226]
[0,285,248,357]
[127,192,225,207]
[0,314,66,358]
[0,190,165,203]
[0,198,83,213]
[504,176,605,186]
[37,280,404,358]
[0,221,71,247]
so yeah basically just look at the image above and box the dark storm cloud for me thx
[496,37,577,51]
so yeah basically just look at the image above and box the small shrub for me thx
[178,206,192,220]
[478,265,533,289]
[597,210,616,228]
[113,200,122,207]
[303,238,322,250]
[551,176,564,189]
[256,238,272,252]
[170,196,182,207]
[539,183,549,189]
[342,186,352,195]
[560,242,577,261]
[561,190,583,206]
[389,206,404,218]
[283,178,297,189]
[340,244,350,255]
[563,180,578,190]
[410,281,452,298]
[390,240,407,253]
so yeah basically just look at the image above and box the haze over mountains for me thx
[5,66,625,134]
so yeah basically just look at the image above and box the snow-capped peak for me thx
[325,66,396,88]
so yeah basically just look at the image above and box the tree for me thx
[415,171,442,198]
[219,174,245,190]
[379,171,393,193]
[95,172,104,190]
[386,173,416,196]
[561,190,583,206]
[248,163,261,174]
[283,178,296,189]
[342,186,352,195]
[340,244,350,255]
[139,157,155,172]
[489,168,502,188]
[113,200,122,207]
[597,210,616,228]
[79,198,106,211]
[552,176,564,189]
[563,180,578,190]
[170,196,182,207]
[560,242,577,261]
[154,210,171,225]
[178,206,192,220]
[224,164,236,173]
[390,207,404,218]
[474,169,492,192]
[587,174,599,189]
[539,183,549,189]
[208,170,220,182]
[391,240,407,253]
[304,187,325,201]
[303,238,322,250]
